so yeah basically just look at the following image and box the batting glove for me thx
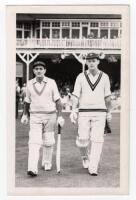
[21,114,28,125]
[70,110,78,124]
[106,112,112,122]
[57,116,65,127]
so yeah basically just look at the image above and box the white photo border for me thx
[0,0,132,198]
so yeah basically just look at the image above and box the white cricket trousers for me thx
[77,112,106,173]
[28,113,56,173]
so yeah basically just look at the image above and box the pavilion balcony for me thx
[16,38,121,50]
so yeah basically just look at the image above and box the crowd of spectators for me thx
[84,31,120,40]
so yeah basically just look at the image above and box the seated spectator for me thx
[102,35,108,39]
[88,32,94,39]
[20,83,26,102]
[62,87,72,111]
[16,81,21,118]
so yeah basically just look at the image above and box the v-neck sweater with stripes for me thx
[25,77,60,113]
[72,70,111,110]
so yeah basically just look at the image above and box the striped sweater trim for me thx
[30,111,56,114]
[84,71,103,91]
[33,82,47,96]
[79,109,107,112]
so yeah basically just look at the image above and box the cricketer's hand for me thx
[57,116,65,127]
[21,114,28,125]
[70,111,78,124]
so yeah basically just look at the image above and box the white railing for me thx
[16,38,121,49]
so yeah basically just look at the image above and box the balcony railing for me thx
[16,38,121,49]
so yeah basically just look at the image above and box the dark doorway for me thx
[82,27,88,38]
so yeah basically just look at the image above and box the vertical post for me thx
[70,22,72,39]
[22,23,24,39]
[50,26,52,39]
[26,54,29,82]
[60,21,62,39]
[40,20,42,40]
[98,22,100,38]
[80,22,82,39]
[108,28,110,39]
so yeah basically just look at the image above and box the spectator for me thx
[62,88,72,111]
[16,81,21,118]
[20,83,26,102]
[88,32,94,39]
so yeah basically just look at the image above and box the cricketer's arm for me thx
[105,96,112,122]
[71,95,79,111]
[105,95,112,112]
[56,99,63,116]
[23,102,30,117]
[69,95,79,124]
[21,102,30,124]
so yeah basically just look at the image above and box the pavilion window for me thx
[16,22,23,29]
[110,22,119,28]
[62,29,70,38]
[100,21,109,27]
[42,29,50,38]
[82,22,88,25]
[52,22,60,27]
[89,29,98,38]
[24,30,31,38]
[100,29,108,38]
[52,29,60,38]
[90,22,99,27]
[16,30,23,38]
[72,22,80,27]
[42,21,50,27]
[110,29,118,39]
[62,22,70,27]
[24,23,31,30]
[72,29,80,38]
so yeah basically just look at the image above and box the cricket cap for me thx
[86,53,100,60]
[33,61,46,69]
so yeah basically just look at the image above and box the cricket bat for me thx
[56,124,61,173]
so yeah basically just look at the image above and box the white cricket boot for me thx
[80,147,89,169]
[44,162,52,171]
[82,157,89,169]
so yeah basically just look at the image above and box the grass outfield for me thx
[15,113,120,188]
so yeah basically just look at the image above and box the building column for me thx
[40,20,42,39]
[108,28,110,39]
[72,52,87,72]
[17,52,39,82]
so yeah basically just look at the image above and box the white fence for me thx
[16,38,121,49]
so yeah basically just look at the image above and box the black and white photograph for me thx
[6,5,129,196]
